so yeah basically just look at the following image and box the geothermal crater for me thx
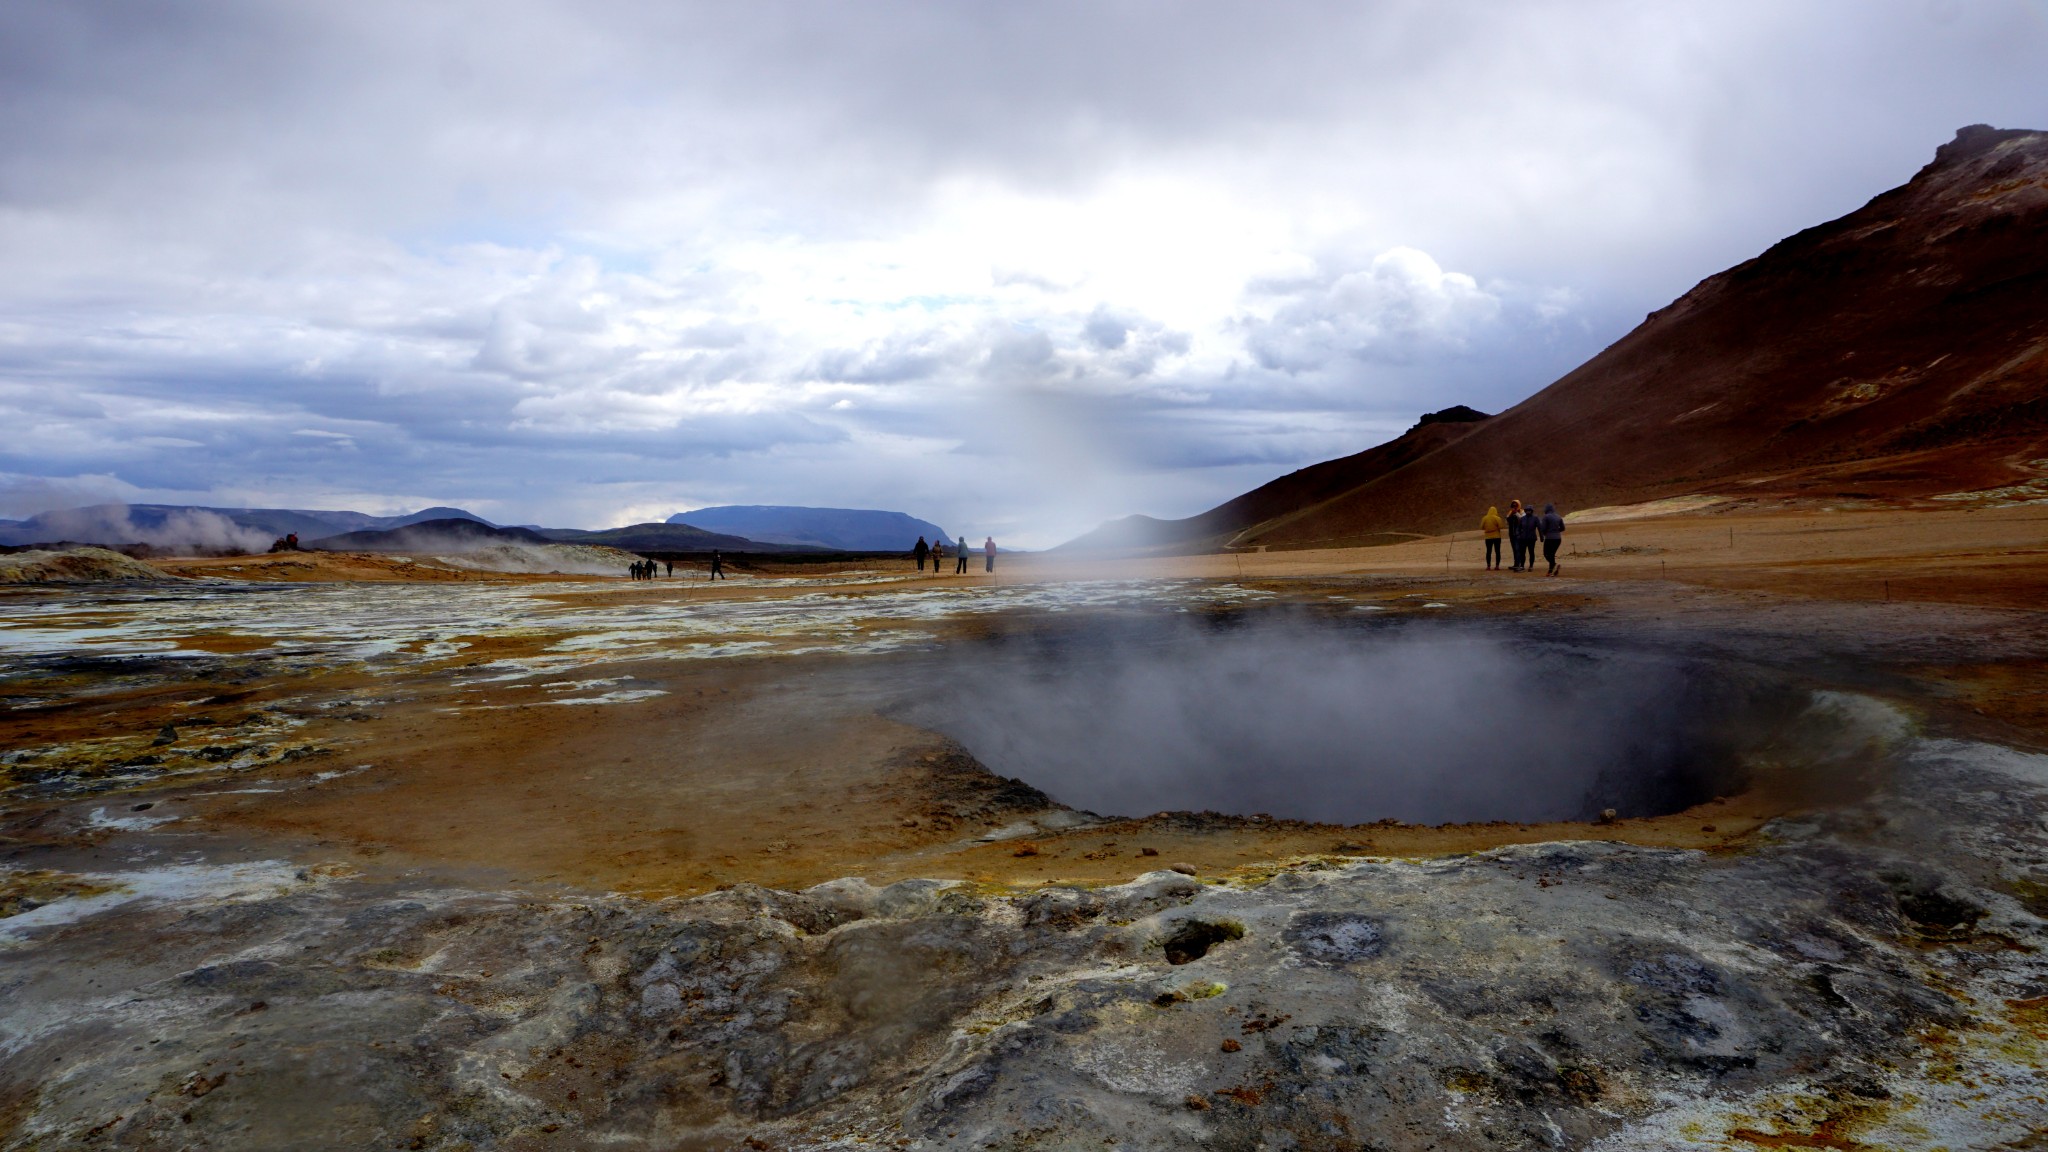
[914,617,1788,825]
[2,571,2045,1151]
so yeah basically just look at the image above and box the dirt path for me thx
[1011,503,2048,610]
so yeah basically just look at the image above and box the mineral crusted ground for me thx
[2,505,2046,1149]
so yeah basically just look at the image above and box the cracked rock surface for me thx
[5,578,2048,1148]
[4,725,2046,1149]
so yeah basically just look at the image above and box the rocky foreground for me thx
[4,699,2044,1149]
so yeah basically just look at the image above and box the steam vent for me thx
[5,92,2048,1152]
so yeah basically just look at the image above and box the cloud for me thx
[0,472,144,519]
[0,2,2043,543]
[811,331,960,384]
[1243,248,1501,372]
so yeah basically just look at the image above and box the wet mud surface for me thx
[902,612,1795,826]
[3,572,2047,1148]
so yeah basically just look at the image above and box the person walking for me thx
[983,536,996,573]
[955,536,968,575]
[1505,500,1531,571]
[1480,506,1504,570]
[930,538,945,575]
[709,550,726,580]
[913,536,929,572]
[665,560,673,578]
[1538,504,1566,576]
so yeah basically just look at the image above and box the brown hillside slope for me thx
[1237,124,2048,549]
[1057,407,1489,553]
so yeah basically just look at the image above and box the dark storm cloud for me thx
[0,1,2044,541]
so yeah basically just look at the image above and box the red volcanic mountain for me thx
[1058,407,1492,553]
[1071,125,2048,553]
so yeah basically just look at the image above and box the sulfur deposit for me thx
[2,554,2046,1148]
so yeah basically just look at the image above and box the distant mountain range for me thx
[305,518,554,553]
[0,503,490,549]
[536,522,788,552]
[667,506,951,551]
[0,500,950,555]
[1064,124,2048,552]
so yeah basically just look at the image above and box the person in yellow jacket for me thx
[1480,506,1504,570]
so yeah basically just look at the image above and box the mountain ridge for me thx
[306,518,552,553]
[0,503,495,550]
[1057,408,1491,554]
[539,522,796,552]
[1066,124,2048,552]
[667,505,951,551]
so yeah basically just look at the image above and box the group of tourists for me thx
[624,536,996,583]
[626,553,722,580]
[912,534,998,575]
[1479,500,1567,575]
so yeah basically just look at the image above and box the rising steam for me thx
[10,505,273,555]
[912,616,1764,825]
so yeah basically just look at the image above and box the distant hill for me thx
[668,506,950,551]
[383,506,492,529]
[540,522,793,552]
[0,503,495,550]
[1066,124,2048,552]
[1057,408,1491,554]
[307,518,550,553]
[0,500,820,555]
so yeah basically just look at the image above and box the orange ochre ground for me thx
[16,502,2048,900]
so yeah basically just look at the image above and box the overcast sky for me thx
[2,2,2044,544]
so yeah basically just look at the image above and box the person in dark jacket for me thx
[1537,504,1566,576]
[709,550,726,580]
[1505,499,1533,571]
[913,536,929,572]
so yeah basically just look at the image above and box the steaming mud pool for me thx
[2,573,2047,1149]
[910,615,1786,825]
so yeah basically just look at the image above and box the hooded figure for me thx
[1506,500,1533,570]
[913,535,929,572]
[1537,504,1566,575]
[1479,506,1504,570]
